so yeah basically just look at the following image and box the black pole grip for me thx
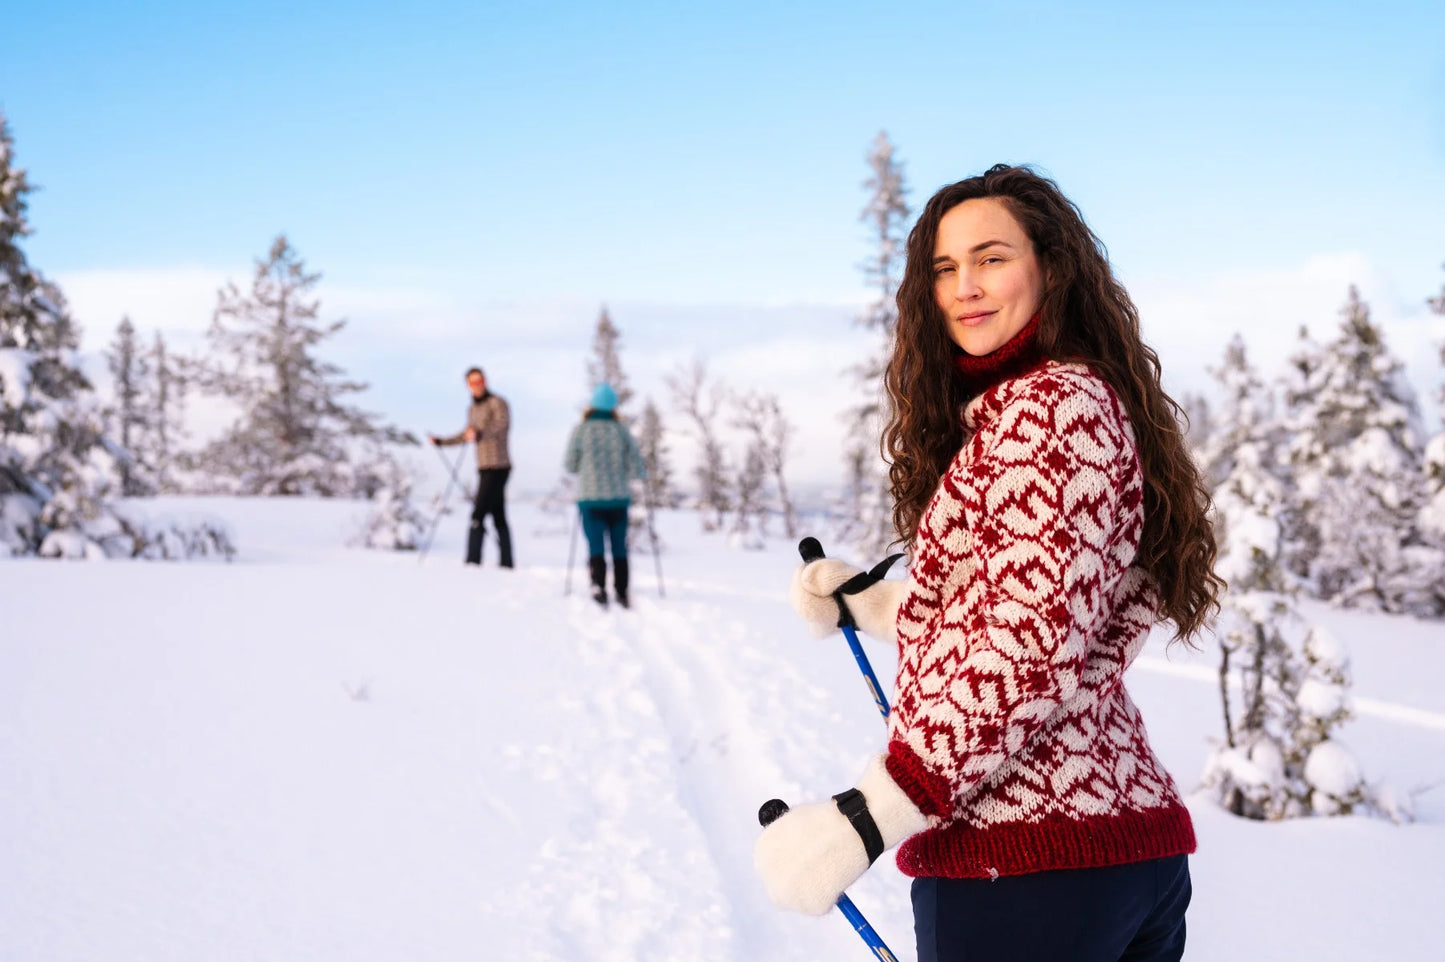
[758,798,791,827]
[798,537,825,563]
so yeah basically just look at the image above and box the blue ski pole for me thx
[797,536,901,723]
[753,538,906,959]
[758,798,900,962]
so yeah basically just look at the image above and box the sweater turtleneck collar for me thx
[953,313,1046,396]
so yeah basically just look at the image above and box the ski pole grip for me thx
[758,798,791,827]
[798,536,825,564]
[798,537,859,630]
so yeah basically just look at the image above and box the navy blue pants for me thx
[912,855,1190,962]
[579,504,629,560]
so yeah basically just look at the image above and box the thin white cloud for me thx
[55,267,236,336]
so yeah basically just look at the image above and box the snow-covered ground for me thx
[3,497,1443,961]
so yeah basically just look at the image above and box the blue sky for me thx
[3,0,1444,492]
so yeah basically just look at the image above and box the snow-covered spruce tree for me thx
[838,131,909,558]
[1280,288,1439,614]
[0,113,229,560]
[637,396,679,511]
[191,236,417,496]
[1420,266,1445,546]
[1201,335,1292,582]
[584,305,656,549]
[1276,324,1326,580]
[0,111,117,556]
[1176,389,1214,457]
[629,395,675,555]
[133,331,190,494]
[587,306,634,421]
[105,315,150,496]
[732,389,797,540]
[666,358,731,531]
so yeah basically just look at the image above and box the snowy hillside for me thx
[3,497,1443,961]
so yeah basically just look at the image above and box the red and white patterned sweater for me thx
[884,360,1196,879]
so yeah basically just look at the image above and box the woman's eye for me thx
[933,266,955,277]
[981,256,1002,266]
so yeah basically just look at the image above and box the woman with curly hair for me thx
[755,165,1222,962]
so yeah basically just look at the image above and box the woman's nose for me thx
[951,270,982,301]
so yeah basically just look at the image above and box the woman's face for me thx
[932,197,1045,357]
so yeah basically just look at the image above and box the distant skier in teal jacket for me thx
[564,383,647,608]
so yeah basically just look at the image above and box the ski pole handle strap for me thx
[798,538,904,632]
[836,554,905,597]
[832,789,885,865]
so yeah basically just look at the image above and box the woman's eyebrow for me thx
[934,240,1014,263]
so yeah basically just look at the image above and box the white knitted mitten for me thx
[789,559,908,644]
[754,755,928,916]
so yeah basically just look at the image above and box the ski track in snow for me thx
[496,595,735,961]
[489,574,902,961]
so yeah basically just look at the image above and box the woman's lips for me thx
[956,310,997,327]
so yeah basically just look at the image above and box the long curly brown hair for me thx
[882,164,1222,641]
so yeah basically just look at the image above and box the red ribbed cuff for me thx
[885,739,954,818]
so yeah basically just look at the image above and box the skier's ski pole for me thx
[564,508,579,596]
[797,537,900,722]
[644,485,665,598]
[758,798,899,962]
[418,445,469,564]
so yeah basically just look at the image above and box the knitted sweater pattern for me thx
[565,415,647,502]
[884,360,1195,879]
[439,394,511,469]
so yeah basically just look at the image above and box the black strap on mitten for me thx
[797,538,904,631]
[831,553,904,630]
[832,788,886,865]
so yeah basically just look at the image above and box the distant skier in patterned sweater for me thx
[755,166,1224,962]
[564,383,647,608]
[428,366,513,568]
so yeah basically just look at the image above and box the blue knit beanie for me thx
[590,382,618,412]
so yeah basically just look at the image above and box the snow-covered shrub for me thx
[355,456,427,551]
[126,512,235,560]
[1201,593,1403,821]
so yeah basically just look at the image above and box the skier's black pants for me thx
[467,467,513,567]
[912,854,1190,962]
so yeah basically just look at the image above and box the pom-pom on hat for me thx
[591,382,618,412]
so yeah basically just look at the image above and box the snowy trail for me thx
[489,574,909,961]
[488,593,740,961]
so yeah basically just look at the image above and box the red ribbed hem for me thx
[895,802,1197,879]
[886,739,954,818]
